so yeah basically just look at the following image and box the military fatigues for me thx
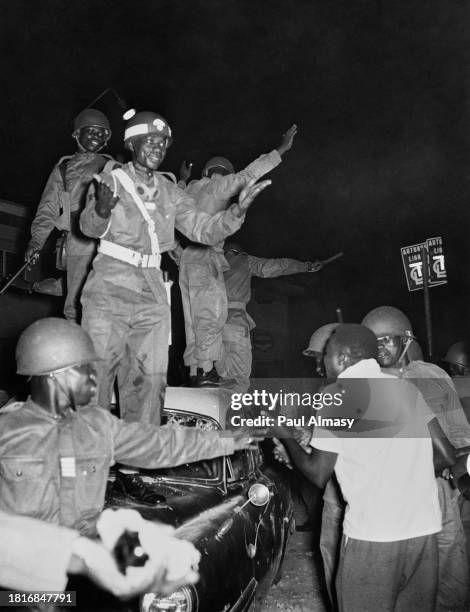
[400,361,470,611]
[179,245,229,373]
[27,152,113,321]
[0,399,235,536]
[179,151,282,374]
[80,162,246,423]
[219,254,307,390]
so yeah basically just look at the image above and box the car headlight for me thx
[141,587,196,612]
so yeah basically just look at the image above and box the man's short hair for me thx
[327,324,378,363]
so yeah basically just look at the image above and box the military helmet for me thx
[124,111,172,146]
[16,318,98,376]
[443,342,470,369]
[303,323,340,356]
[73,108,111,134]
[361,306,413,338]
[203,156,235,177]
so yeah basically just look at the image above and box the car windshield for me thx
[141,411,223,481]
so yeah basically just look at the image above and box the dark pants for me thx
[336,534,438,612]
[436,479,469,610]
[320,497,344,610]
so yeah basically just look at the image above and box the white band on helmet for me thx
[124,124,150,140]
[124,120,172,141]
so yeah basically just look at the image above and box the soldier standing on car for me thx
[24,109,114,321]
[79,111,271,424]
[177,125,298,387]
[219,241,323,391]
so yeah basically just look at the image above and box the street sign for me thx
[400,237,447,292]
[426,236,447,285]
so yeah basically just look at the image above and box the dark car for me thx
[100,387,294,612]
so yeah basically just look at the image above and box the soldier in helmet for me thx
[80,111,271,423]
[443,341,470,424]
[443,341,470,378]
[303,322,340,377]
[219,241,323,392]
[362,305,470,610]
[177,126,297,387]
[25,109,114,322]
[0,318,263,538]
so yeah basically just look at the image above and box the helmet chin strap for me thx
[397,331,415,365]
[49,371,76,414]
[73,132,108,154]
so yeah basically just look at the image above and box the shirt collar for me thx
[338,358,383,379]
[24,397,75,422]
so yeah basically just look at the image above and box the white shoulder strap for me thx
[111,168,160,256]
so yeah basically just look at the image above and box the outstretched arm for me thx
[248,255,321,278]
[112,413,266,468]
[282,437,337,489]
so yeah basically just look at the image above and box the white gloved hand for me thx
[97,508,174,550]
[97,508,200,595]
[69,536,158,600]
[139,521,201,594]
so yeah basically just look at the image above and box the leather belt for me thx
[98,240,161,268]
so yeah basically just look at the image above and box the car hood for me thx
[107,479,223,527]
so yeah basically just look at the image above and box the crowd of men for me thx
[274,307,470,611]
[2,106,470,611]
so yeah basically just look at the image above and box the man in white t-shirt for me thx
[276,324,456,612]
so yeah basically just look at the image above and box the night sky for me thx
[1,0,469,366]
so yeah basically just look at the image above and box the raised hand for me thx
[179,160,193,183]
[233,178,271,216]
[93,174,119,218]
[277,124,298,156]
